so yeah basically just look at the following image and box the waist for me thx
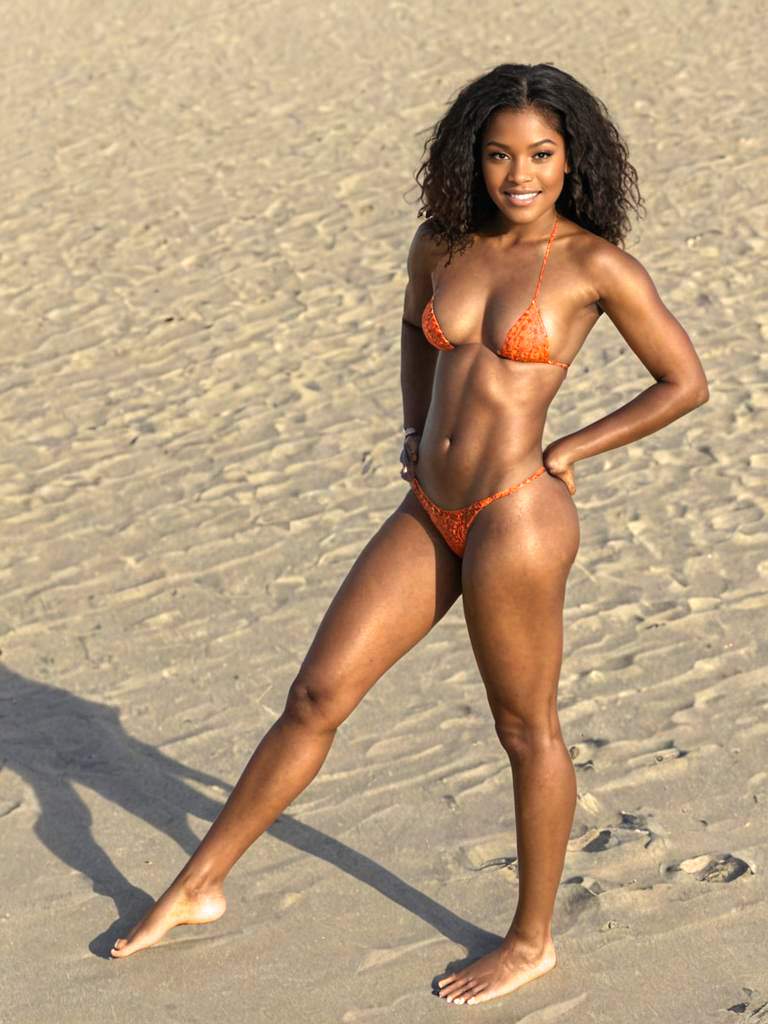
[415,432,544,508]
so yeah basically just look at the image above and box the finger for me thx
[547,465,575,496]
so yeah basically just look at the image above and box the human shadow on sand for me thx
[0,666,499,959]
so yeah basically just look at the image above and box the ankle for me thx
[504,923,554,953]
[176,865,223,896]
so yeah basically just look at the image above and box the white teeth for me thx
[507,192,537,198]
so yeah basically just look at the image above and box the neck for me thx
[483,209,558,244]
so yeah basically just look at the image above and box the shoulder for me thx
[585,235,653,295]
[403,221,451,322]
[407,220,449,278]
[559,223,656,307]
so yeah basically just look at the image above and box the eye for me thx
[533,151,554,160]
[487,151,509,161]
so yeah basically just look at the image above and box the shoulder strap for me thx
[533,217,558,302]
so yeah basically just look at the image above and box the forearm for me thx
[400,320,437,432]
[557,379,708,464]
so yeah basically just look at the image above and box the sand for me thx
[1,0,766,1020]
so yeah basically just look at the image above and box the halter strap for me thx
[532,217,559,302]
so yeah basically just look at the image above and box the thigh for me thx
[461,473,579,719]
[295,489,463,714]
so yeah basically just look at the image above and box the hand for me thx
[543,441,576,495]
[400,432,420,482]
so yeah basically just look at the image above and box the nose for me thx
[504,157,533,183]
[506,165,532,183]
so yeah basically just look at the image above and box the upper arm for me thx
[402,222,441,327]
[591,244,708,397]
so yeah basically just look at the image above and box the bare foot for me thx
[110,878,226,958]
[436,935,557,1006]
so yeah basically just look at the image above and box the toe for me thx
[111,935,143,958]
[467,987,492,1005]
[438,981,461,999]
[441,977,474,1002]
[461,983,482,1006]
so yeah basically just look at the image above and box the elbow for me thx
[671,373,709,412]
[688,376,710,408]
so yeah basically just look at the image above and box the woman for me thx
[111,63,708,1006]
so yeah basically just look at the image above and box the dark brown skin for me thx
[111,107,707,1007]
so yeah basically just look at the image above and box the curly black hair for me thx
[416,63,643,256]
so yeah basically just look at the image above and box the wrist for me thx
[544,438,577,467]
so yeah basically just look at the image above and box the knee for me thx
[283,674,347,734]
[493,710,562,764]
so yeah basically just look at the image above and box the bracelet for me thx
[404,427,419,437]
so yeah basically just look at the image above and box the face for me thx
[479,106,569,227]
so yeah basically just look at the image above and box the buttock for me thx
[460,469,580,572]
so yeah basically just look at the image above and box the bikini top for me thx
[421,217,569,370]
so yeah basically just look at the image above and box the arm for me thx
[545,247,709,494]
[401,319,437,435]
[399,225,439,473]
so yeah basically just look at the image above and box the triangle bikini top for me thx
[421,217,568,370]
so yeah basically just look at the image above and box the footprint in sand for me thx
[559,873,624,925]
[568,827,616,852]
[563,874,610,896]
[668,852,754,882]
[567,809,658,853]
[472,855,518,876]
[626,743,688,769]
[727,988,768,1019]
[568,737,609,770]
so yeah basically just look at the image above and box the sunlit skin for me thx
[111,106,707,1009]
[481,107,571,238]
[406,106,707,1005]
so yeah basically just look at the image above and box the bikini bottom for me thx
[410,465,547,557]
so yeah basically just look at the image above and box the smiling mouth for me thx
[504,190,540,200]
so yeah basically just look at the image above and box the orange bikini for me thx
[410,466,547,557]
[421,217,567,368]
[411,218,566,557]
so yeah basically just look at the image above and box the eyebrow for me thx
[485,138,559,149]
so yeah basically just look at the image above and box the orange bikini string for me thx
[411,466,547,557]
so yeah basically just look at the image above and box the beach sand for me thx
[1,0,766,1020]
